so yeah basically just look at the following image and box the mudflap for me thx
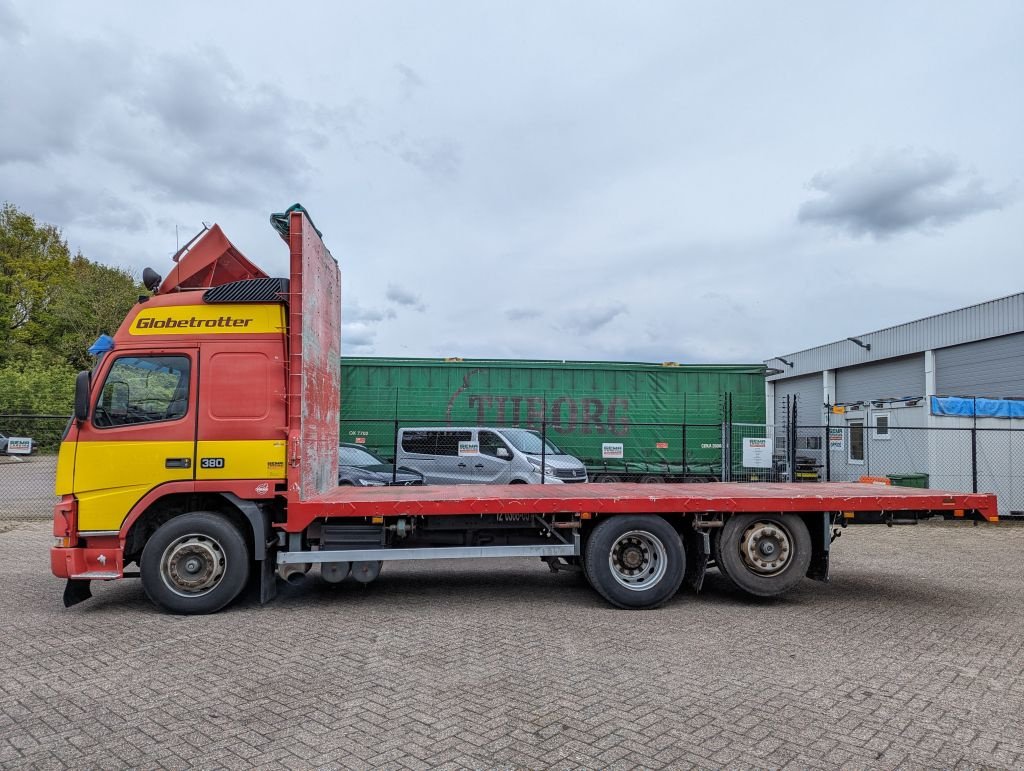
[259,550,278,605]
[806,512,833,582]
[683,526,710,593]
[63,579,92,608]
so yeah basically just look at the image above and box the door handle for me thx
[165,458,191,469]
[474,464,484,468]
[457,463,467,468]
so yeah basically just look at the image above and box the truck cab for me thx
[51,208,338,612]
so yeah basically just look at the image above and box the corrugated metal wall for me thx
[766,292,1024,380]
[773,373,823,425]
[835,354,925,403]
[935,332,1024,398]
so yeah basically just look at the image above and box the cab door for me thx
[74,351,197,533]
[476,430,513,483]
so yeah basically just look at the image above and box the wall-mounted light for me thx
[777,357,794,367]
[764,367,785,376]
[847,337,871,351]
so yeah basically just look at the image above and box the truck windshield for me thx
[499,428,563,455]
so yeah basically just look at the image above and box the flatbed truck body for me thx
[50,207,998,614]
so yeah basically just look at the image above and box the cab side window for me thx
[93,355,191,428]
[479,431,510,459]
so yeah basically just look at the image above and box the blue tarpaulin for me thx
[87,334,115,356]
[931,395,1024,419]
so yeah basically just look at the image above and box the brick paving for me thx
[1,520,1023,769]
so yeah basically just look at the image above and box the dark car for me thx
[338,443,425,486]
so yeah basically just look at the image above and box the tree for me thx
[44,254,145,370]
[0,202,73,363]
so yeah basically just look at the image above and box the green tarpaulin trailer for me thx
[340,358,766,482]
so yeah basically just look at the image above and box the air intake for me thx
[203,277,289,304]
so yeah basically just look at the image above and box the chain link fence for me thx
[0,415,68,522]
[3,414,1022,521]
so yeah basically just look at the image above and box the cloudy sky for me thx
[2,1,1021,363]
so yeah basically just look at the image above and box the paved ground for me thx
[1,521,1023,769]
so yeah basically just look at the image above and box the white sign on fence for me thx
[602,442,624,459]
[458,441,479,456]
[828,428,845,450]
[5,437,32,455]
[742,437,773,468]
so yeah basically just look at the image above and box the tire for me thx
[141,511,250,615]
[639,475,665,484]
[593,474,621,483]
[712,513,811,598]
[583,516,685,609]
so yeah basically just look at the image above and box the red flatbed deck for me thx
[285,482,998,531]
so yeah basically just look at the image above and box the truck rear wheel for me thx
[584,516,685,609]
[141,512,250,615]
[713,513,811,597]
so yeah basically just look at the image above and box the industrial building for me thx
[765,292,1023,513]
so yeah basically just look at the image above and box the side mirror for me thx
[496,447,511,459]
[74,371,91,422]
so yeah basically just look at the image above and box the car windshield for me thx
[498,428,563,455]
[339,445,385,466]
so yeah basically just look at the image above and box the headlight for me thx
[358,479,386,487]
[530,462,558,476]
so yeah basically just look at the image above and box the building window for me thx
[848,420,865,464]
[873,412,890,440]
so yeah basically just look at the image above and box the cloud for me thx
[385,283,426,312]
[563,304,627,335]
[505,307,542,321]
[0,38,339,208]
[395,135,462,181]
[343,323,376,349]
[798,150,1011,238]
[396,63,425,101]
[0,0,26,45]
[345,303,397,323]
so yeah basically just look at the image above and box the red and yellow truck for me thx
[50,207,998,614]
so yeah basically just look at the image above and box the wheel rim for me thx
[160,533,227,598]
[738,520,793,575]
[608,530,668,591]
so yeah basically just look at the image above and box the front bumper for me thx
[50,545,124,580]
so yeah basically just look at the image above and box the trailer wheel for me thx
[593,474,621,483]
[639,475,665,484]
[140,512,250,615]
[584,516,685,609]
[713,513,811,597]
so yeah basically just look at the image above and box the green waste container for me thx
[887,473,929,489]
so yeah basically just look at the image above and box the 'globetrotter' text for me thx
[135,315,254,330]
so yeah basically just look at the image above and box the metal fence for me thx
[0,415,68,522]
[3,414,1022,521]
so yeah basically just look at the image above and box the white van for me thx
[396,427,589,485]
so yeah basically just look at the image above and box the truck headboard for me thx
[285,208,341,500]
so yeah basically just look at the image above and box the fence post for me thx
[971,427,978,494]
[824,424,831,482]
[541,419,547,484]
[971,397,978,494]
[392,419,399,484]
[680,421,687,480]
[391,388,400,484]
[788,395,796,483]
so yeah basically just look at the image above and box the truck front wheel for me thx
[713,513,811,597]
[584,516,685,609]
[141,512,250,615]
